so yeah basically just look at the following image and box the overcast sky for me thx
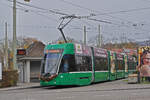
[0,0,150,44]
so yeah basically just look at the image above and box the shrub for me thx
[0,70,18,88]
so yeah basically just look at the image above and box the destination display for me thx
[45,49,62,53]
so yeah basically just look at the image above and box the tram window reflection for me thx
[59,54,76,73]
[75,55,92,71]
[95,57,108,71]
[117,60,124,70]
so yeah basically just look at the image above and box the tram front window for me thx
[45,53,61,75]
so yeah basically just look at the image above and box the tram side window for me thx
[133,62,137,69]
[118,60,124,70]
[59,54,76,73]
[75,55,92,71]
[95,57,108,71]
[128,61,136,70]
[68,55,77,72]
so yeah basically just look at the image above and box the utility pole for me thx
[98,24,101,47]
[83,26,86,45]
[13,0,17,70]
[4,22,8,70]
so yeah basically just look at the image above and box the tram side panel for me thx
[127,55,136,74]
[116,53,125,79]
[109,51,117,81]
[93,48,109,82]
[124,55,129,78]
[94,56,109,82]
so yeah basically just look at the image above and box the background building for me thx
[17,41,45,83]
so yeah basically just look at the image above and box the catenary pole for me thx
[83,26,86,45]
[98,24,101,47]
[13,0,17,70]
[5,22,8,70]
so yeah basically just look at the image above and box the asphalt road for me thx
[1,79,150,100]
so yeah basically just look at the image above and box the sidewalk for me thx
[0,82,40,91]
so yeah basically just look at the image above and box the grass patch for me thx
[123,79,128,82]
[140,81,150,84]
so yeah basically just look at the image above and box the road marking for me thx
[131,93,139,96]
[56,96,75,99]
[94,94,109,97]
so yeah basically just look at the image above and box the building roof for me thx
[26,41,45,57]
[18,41,45,60]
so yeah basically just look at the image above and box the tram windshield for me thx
[41,51,62,75]
[45,53,61,74]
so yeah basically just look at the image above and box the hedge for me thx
[0,70,18,88]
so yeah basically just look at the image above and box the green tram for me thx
[40,43,136,86]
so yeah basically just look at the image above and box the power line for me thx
[58,0,150,33]
[4,1,85,31]
[16,6,88,30]
[58,0,132,21]
[96,6,150,16]
[3,0,111,31]
[17,5,59,22]
[8,0,141,30]
[58,0,147,27]
[7,0,118,25]
[58,0,97,13]
[7,0,69,16]
[6,0,150,37]
[4,0,60,23]
[14,6,150,36]
[7,0,115,25]
[6,0,150,30]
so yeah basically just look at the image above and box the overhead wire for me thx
[58,0,150,35]
[7,0,69,16]
[5,0,150,41]
[1,2,89,31]
[16,4,59,22]
[7,0,122,35]
[58,0,150,30]
[7,0,117,25]
[58,0,129,25]
[58,0,134,24]
[1,1,82,31]
[5,0,150,29]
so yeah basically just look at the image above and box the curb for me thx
[0,84,41,91]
